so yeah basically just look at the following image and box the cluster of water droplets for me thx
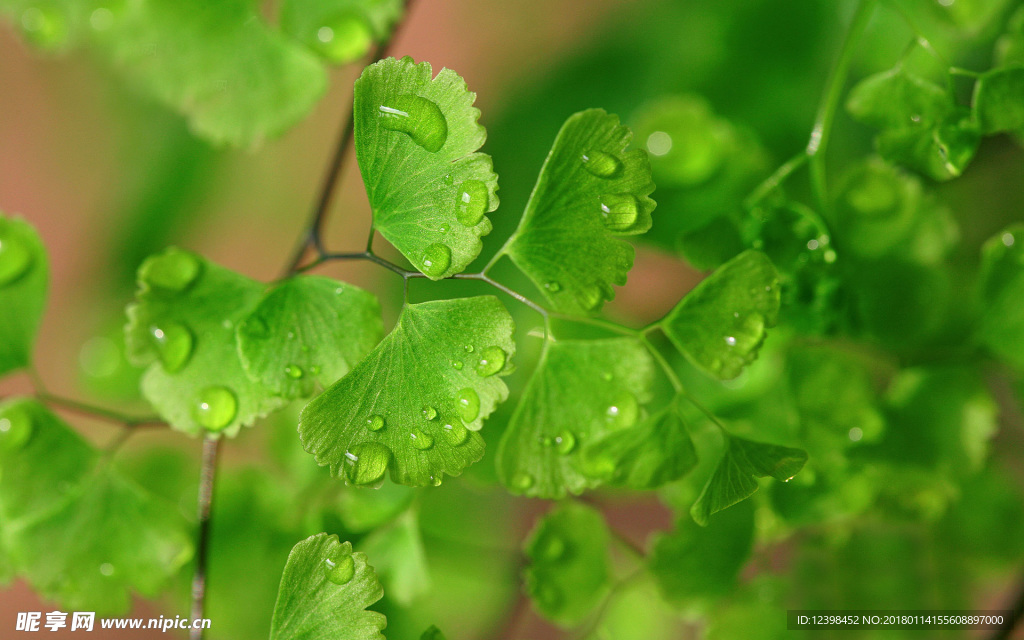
[580,150,642,234]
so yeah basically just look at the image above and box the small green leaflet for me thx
[354,57,499,279]
[300,296,515,487]
[976,225,1024,368]
[0,400,193,614]
[649,499,754,603]
[524,502,611,626]
[125,248,283,436]
[269,534,386,640]
[504,109,656,314]
[360,510,430,605]
[237,276,383,400]
[661,250,780,381]
[972,66,1024,135]
[280,0,404,64]
[0,214,48,378]
[496,337,655,498]
[691,434,808,526]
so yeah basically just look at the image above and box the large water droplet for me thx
[443,422,469,446]
[599,193,640,231]
[142,249,202,293]
[0,405,33,453]
[455,388,480,422]
[344,442,391,485]
[379,95,448,152]
[456,180,489,226]
[451,360,464,370]
[554,430,576,455]
[410,428,435,450]
[421,406,438,421]
[285,364,304,379]
[575,286,603,312]
[0,229,33,287]
[724,336,737,347]
[511,472,534,491]
[464,345,475,353]
[581,150,622,178]
[194,386,238,431]
[366,414,386,432]
[324,549,356,585]
[476,346,507,377]
[421,243,452,277]
[149,322,193,373]
[315,12,372,64]
[605,391,639,430]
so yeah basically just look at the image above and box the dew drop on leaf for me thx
[443,422,469,447]
[0,405,33,453]
[421,405,438,421]
[142,250,202,293]
[456,180,489,226]
[421,243,452,277]
[575,286,603,312]
[599,193,640,232]
[725,335,737,346]
[410,428,435,450]
[443,173,454,185]
[451,360,464,370]
[511,472,535,491]
[378,95,448,152]
[605,392,639,430]
[315,13,373,64]
[476,346,507,377]
[581,150,623,178]
[366,414,386,432]
[455,387,480,422]
[464,345,475,353]
[193,386,238,431]
[554,430,576,455]
[149,322,194,373]
[285,364,304,379]
[323,550,355,585]
[544,281,562,293]
[0,230,32,286]
[344,442,391,485]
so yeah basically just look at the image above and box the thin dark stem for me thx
[989,575,1024,640]
[190,436,222,638]
[37,392,164,428]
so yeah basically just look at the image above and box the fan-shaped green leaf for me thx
[524,502,611,626]
[504,109,656,314]
[299,296,515,487]
[0,214,48,378]
[270,534,386,640]
[237,276,383,400]
[495,338,655,498]
[281,0,403,64]
[973,65,1024,134]
[125,248,283,436]
[661,250,780,381]
[354,57,499,279]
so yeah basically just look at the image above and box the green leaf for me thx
[661,250,780,380]
[0,214,48,378]
[360,510,430,605]
[270,534,386,640]
[237,276,383,400]
[280,0,403,64]
[972,65,1024,134]
[524,502,611,626]
[337,481,415,533]
[976,225,1024,368]
[353,57,499,279]
[649,499,754,603]
[495,337,655,498]
[579,405,698,490]
[995,7,1024,67]
[96,0,326,146]
[125,248,284,436]
[504,109,656,314]
[691,434,808,526]
[300,296,515,487]
[847,67,951,130]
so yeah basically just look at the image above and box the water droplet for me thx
[194,386,238,431]
[438,224,450,234]
[581,150,623,178]
[476,346,507,377]
[344,442,391,485]
[456,180,489,226]
[464,345,475,353]
[366,414,386,432]
[725,335,737,347]
[310,365,321,375]
[324,549,355,585]
[544,281,562,293]
[0,229,33,287]
[142,249,202,293]
[599,193,640,231]
[455,388,480,422]
[285,364,304,379]
[443,173,454,185]
[575,286,603,312]
[605,392,639,430]
[511,472,534,491]
[537,533,566,561]
[315,12,372,64]
[443,422,469,446]
[451,360,464,370]
[19,6,67,49]
[554,430,576,455]
[0,405,33,453]
[99,562,115,577]
[148,323,193,373]
[421,405,438,421]
[410,428,435,450]
[421,243,452,277]
[379,95,448,152]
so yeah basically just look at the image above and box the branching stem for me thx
[36,392,163,428]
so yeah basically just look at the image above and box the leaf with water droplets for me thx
[125,248,284,436]
[0,214,48,379]
[661,250,780,381]
[353,57,499,279]
[496,338,655,498]
[691,434,807,526]
[504,109,656,314]
[360,510,430,605]
[524,502,611,626]
[300,296,515,487]
[237,276,383,400]
[270,534,386,640]
[0,400,193,614]
[280,0,404,65]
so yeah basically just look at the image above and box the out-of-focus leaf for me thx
[0,214,48,378]
[280,0,403,64]
[360,510,430,605]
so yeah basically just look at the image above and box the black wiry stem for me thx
[189,436,222,639]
